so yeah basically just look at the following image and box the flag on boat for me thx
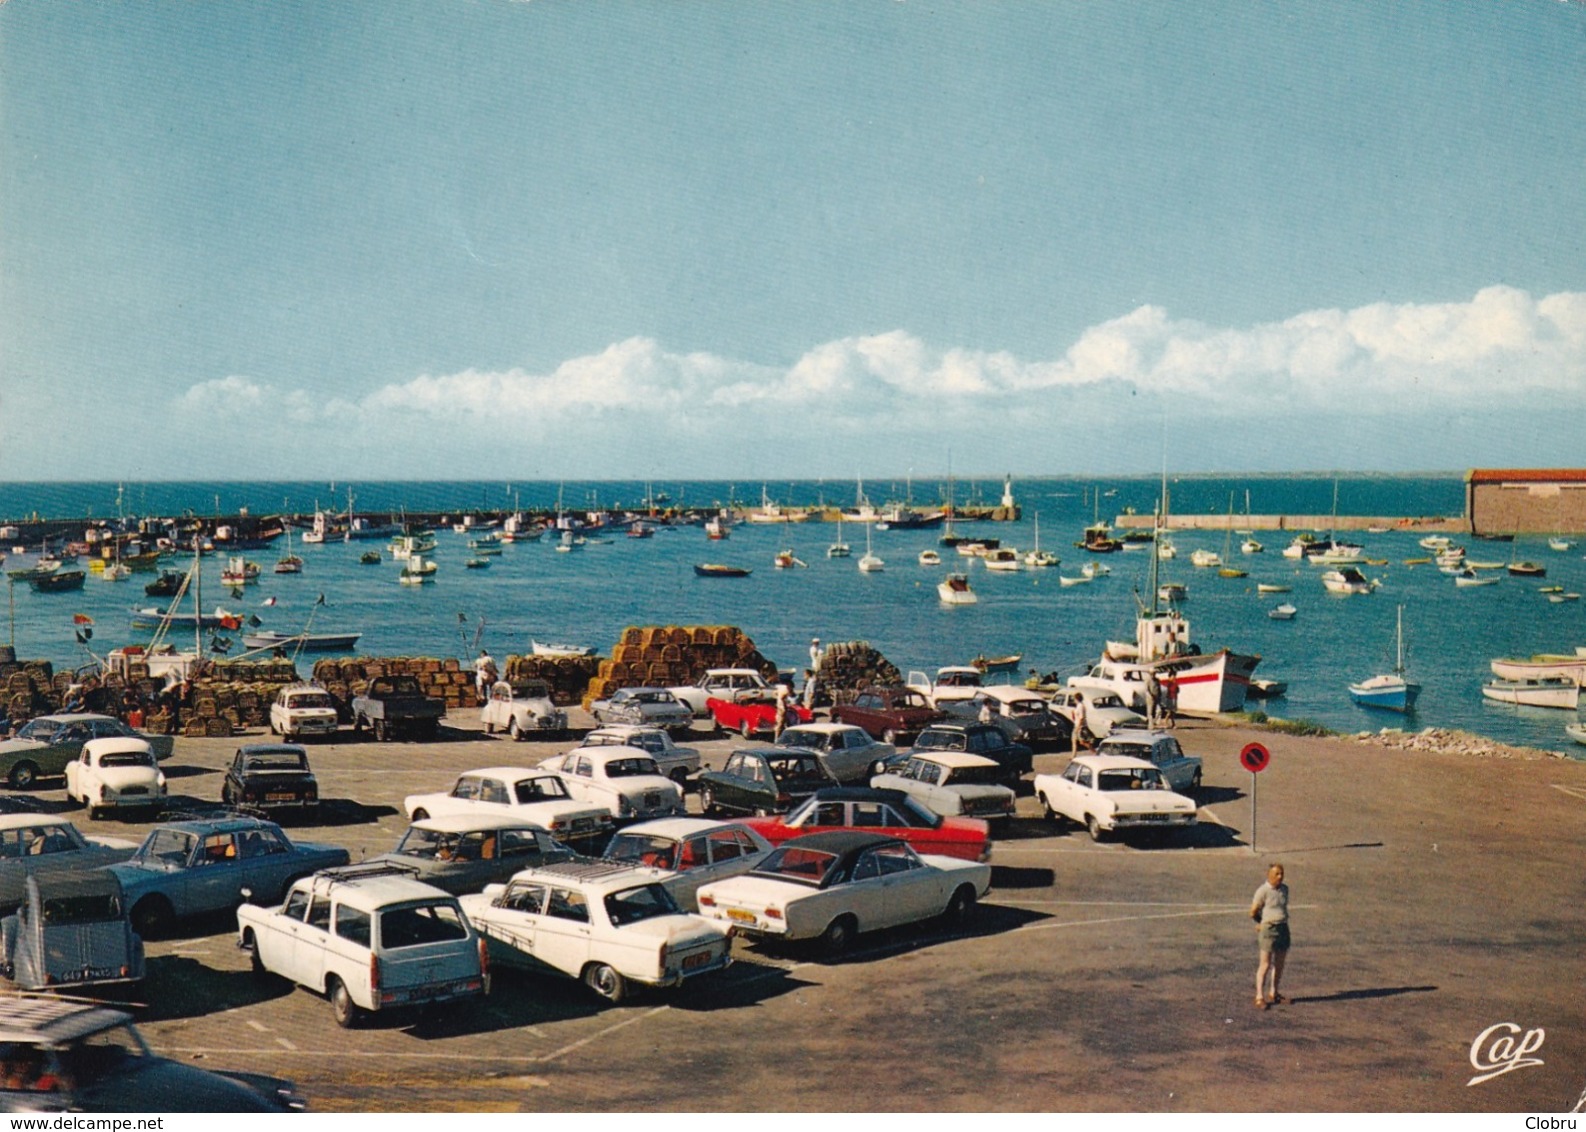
[262,596,277,607]
[72,613,93,625]
[219,614,242,631]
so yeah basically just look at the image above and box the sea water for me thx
[3,476,1582,757]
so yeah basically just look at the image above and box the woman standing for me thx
[1249,862,1291,1009]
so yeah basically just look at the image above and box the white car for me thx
[460,859,733,1003]
[537,749,685,822]
[774,723,894,784]
[268,684,340,740]
[574,726,701,787]
[481,679,568,740]
[1049,687,1147,742]
[906,666,985,709]
[403,766,614,850]
[601,818,772,910]
[1032,754,1198,842]
[1094,730,1202,792]
[238,863,487,1028]
[1066,661,1153,712]
[869,752,1016,821]
[64,738,165,820]
[695,830,992,956]
[667,668,774,717]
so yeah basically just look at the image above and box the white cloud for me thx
[169,286,1586,474]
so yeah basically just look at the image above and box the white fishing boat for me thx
[1156,537,1177,560]
[1549,537,1575,552]
[273,529,304,574]
[705,516,730,541]
[220,556,261,586]
[391,531,439,561]
[241,629,363,652]
[1347,604,1419,712]
[1419,535,1453,551]
[774,550,807,569]
[1268,603,1297,620]
[1023,514,1058,568]
[858,525,884,573]
[1081,561,1110,579]
[1157,582,1187,604]
[398,555,437,584]
[827,516,851,559]
[1240,537,1264,555]
[983,548,1021,573]
[1189,548,1222,569]
[745,484,809,524]
[1453,568,1500,588]
[918,549,942,566]
[1488,648,1586,684]
[937,573,977,605]
[1481,677,1580,710]
[1550,592,1582,603]
[1321,567,1375,595]
[1256,583,1291,594]
[532,640,596,658]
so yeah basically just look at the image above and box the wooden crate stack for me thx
[170,659,305,737]
[310,655,473,722]
[581,625,778,711]
[2,659,57,724]
[502,654,605,707]
[813,640,903,707]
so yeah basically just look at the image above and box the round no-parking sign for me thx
[1239,742,1271,773]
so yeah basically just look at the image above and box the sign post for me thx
[1239,742,1271,853]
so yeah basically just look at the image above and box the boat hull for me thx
[1348,678,1421,712]
[1481,681,1580,710]
[1155,649,1260,714]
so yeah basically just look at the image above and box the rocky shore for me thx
[1350,724,1564,760]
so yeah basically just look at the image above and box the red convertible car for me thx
[706,694,813,739]
[736,787,990,862]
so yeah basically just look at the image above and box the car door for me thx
[259,886,311,982]
[182,832,246,915]
[872,842,942,923]
[290,889,333,989]
[532,884,593,979]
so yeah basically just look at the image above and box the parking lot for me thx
[48,713,1586,1112]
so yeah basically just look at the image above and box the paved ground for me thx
[48,712,1586,1112]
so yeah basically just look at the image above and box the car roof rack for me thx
[515,858,654,883]
[312,861,422,885]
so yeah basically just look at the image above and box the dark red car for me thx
[736,787,990,862]
[829,686,945,745]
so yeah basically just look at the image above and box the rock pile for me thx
[1356,726,1563,761]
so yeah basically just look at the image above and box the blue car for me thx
[108,816,349,937]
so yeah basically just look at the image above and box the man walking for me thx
[1250,863,1291,1009]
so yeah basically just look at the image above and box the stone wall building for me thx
[1465,469,1586,535]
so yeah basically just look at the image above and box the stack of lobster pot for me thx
[581,625,778,711]
[813,640,903,707]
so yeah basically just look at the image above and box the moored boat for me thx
[1488,649,1586,684]
[1268,603,1297,620]
[531,640,597,658]
[29,569,85,593]
[1321,567,1375,595]
[241,629,363,652]
[918,549,942,566]
[1481,677,1580,710]
[1348,605,1420,712]
[983,548,1021,572]
[937,573,977,605]
[694,563,751,578]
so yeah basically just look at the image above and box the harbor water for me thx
[4,475,1583,757]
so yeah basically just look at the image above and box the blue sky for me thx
[3,1,1583,480]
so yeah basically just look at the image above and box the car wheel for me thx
[882,728,898,745]
[583,962,627,1004]
[329,976,360,1028]
[670,768,690,791]
[410,808,429,821]
[269,719,279,735]
[509,719,522,741]
[819,914,857,960]
[1191,767,1203,791]
[740,719,753,739]
[870,760,886,777]
[1039,792,1063,826]
[1086,814,1107,843]
[244,933,270,980]
[484,720,494,734]
[87,805,103,822]
[373,718,389,742]
[8,762,38,790]
[942,884,977,927]
[699,786,716,817]
[222,783,235,807]
[754,806,770,818]
[131,895,173,939]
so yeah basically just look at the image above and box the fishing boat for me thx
[983,548,1021,573]
[1321,567,1375,595]
[971,653,1022,673]
[1240,537,1264,555]
[1566,723,1586,746]
[1248,677,1288,698]
[744,485,808,524]
[1189,548,1222,569]
[937,572,977,605]
[359,550,382,565]
[1348,605,1420,712]
[705,517,730,541]
[1156,537,1177,560]
[464,557,491,569]
[220,556,261,586]
[626,523,655,539]
[144,569,186,597]
[1081,561,1110,579]
[241,629,363,652]
[1023,514,1058,568]
[1255,583,1291,594]
[1453,568,1500,588]
[826,516,851,559]
[29,569,85,593]
[1058,574,1092,587]
[918,549,942,566]
[398,556,438,585]
[693,563,751,578]
[1481,677,1581,710]
[858,526,884,573]
[1507,561,1546,577]
[1549,537,1575,552]
[1268,603,1298,620]
[1488,648,1586,684]
[531,641,597,658]
[130,606,245,631]
[392,531,439,561]
[774,550,807,569]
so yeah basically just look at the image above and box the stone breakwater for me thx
[1354,725,1565,761]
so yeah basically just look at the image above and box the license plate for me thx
[644,792,660,807]
[266,793,295,802]
[682,951,712,970]
[726,908,756,924]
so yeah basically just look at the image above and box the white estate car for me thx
[538,749,685,823]
[1033,754,1198,842]
[695,830,992,957]
[238,863,487,1028]
[774,723,894,784]
[64,738,165,820]
[481,679,568,740]
[869,752,1016,820]
[1049,687,1147,742]
[268,684,340,740]
[667,668,774,717]
[403,767,614,850]
[573,726,701,787]
[601,818,773,910]
[1094,730,1203,792]
[460,859,733,1003]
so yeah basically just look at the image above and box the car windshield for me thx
[15,719,59,742]
[42,892,122,924]
[244,752,309,772]
[633,692,671,705]
[511,683,550,700]
[383,677,424,696]
[605,833,678,869]
[393,827,465,859]
[1003,699,1047,716]
[378,902,470,949]
[99,752,154,768]
[1091,694,1126,709]
[1100,741,1153,760]
[288,694,333,710]
[914,731,966,752]
[604,757,661,778]
[604,883,680,926]
[1097,768,1166,791]
[775,730,823,750]
[941,762,1004,786]
[752,845,840,886]
[768,757,824,788]
[514,777,569,802]
[938,672,980,687]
